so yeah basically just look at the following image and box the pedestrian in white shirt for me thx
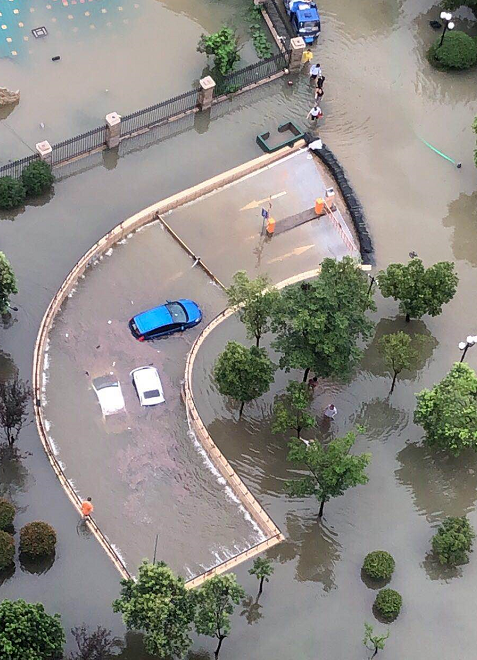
[324,404,337,420]
[307,105,323,122]
[309,63,322,83]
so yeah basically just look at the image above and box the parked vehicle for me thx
[130,367,165,406]
[92,375,126,416]
[129,299,202,341]
[284,0,320,43]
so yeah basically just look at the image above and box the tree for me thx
[248,556,274,597]
[197,26,240,76]
[112,561,195,659]
[67,625,122,660]
[193,573,245,659]
[414,362,477,456]
[226,270,279,347]
[428,30,477,70]
[363,622,389,658]
[21,161,54,197]
[272,380,315,438]
[378,331,422,394]
[431,516,475,566]
[286,432,371,517]
[0,251,18,315]
[0,376,31,448]
[272,257,375,383]
[378,258,458,322]
[0,176,26,210]
[213,342,275,416]
[0,599,65,660]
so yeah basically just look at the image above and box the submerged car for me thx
[92,375,126,416]
[129,299,202,341]
[130,366,165,406]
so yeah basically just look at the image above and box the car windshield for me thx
[300,20,318,28]
[144,389,161,399]
[166,302,187,323]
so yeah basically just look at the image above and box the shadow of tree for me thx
[442,192,477,266]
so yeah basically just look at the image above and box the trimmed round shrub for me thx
[0,530,15,571]
[0,176,26,210]
[0,498,15,531]
[20,522,56,558]
[428,30,477,70]
[363,550,395,580]
[432,516,475,566]
[21,160,55,196]
[374,588,402,621]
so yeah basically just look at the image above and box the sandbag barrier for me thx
[306,137,375,264]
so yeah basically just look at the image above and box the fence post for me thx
[36,141,53,166]
[289,36,305,73]
[105,112,121,148]
[198,76,216,110]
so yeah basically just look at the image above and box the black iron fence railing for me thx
[121,88,201,137]
[0,154,39,180]
[215,51,290,96]
[51,125,108,166]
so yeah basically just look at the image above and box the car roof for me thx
[132,366,160,388]
[134,304,172,334]
[93,379,125,414]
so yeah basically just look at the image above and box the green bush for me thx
[432,516,475,566]
[374,589,402,621]
[0,176,26,210]
[21,160,54,196]
[363,551,395,580]
[428,30,477,70]
[0,498,15,531]
[0,530,15,571]
[0,599,65,660]
[20,522,56,557]
[197,26,240,75]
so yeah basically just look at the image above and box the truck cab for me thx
[284,0,321,44]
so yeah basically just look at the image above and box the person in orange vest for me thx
[81,497,94,519]
[266,216,275,236]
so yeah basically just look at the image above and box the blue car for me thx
[129,299,202,341]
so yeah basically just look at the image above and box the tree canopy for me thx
[378,331,422,393]
[272,257,375,382]
[0,376,31,448]
[286,432,371,517]
[249,556,274,595]
[414,362,477,456]
[431,516,475,566]
[193,574,245,659]
[378,258,458,322]
[226,270,279,347]
[363,622,389,658]
[197,26,240,76]
[213,341,275,415]
[272,380,315,438]
[0,599,65,660]
[0,251,18,315]
[112,561,195,659]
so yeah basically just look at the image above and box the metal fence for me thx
[51,125,108,166]
[265,0,294,50]
[0,153,39,180]
[215,51,290,95]
[121,88,200,137]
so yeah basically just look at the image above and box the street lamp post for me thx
[458,335,477,363]
[439,11,455,48]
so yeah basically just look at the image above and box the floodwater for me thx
[0,0,477,656]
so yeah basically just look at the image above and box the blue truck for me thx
[284,0,321,43]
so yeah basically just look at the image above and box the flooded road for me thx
[1,0,477,656]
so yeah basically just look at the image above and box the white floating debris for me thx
[65,333,68,337]
[108,320,112,324]
[40,122,45,129]
[112,361,116,366]
[110,371,114,375]
[105,248,113,257]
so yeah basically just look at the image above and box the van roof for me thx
[134,305,172,334]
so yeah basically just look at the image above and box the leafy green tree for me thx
[67,625,122,660]
[378,258,458,322]
[0,176,26,210]
[0,530,15,571]
[0,498,15,530]
[0,376,31,448]
[248,556,274,596]
[428,30,477,70]
[363,622,389,658]
[432,516,475,566]
[226,270,279,347]
[197,26,240,75]
[0,599,65,660]
[414,362,477,456]
[0,251,18,315]
[21,161,54,197]
[193,573,245,659]
[378,331,422,394]
[272,380,315,439]
[272,257,375,383]
[374,589,402,621]
[286,432,371,517]
[214,341,275,416]
[113,561,195,659]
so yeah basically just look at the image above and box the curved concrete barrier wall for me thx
[32,143,305,583]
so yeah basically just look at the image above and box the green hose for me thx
[420,137,461,168]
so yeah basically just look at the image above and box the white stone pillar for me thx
[198,76,216,110]
[289,37,306,73]
[105,112,121,149]
[36,141,53,166]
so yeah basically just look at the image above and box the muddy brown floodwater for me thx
[1,0,477,657]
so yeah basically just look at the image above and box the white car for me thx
[92,375,126,416]
[130,366,165,406]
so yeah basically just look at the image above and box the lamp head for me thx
[459,342,467,351]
